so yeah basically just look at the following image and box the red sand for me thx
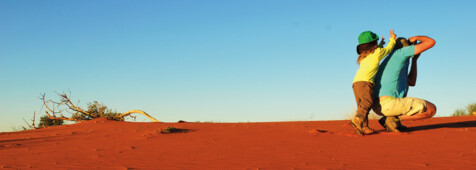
[1,116,476,169]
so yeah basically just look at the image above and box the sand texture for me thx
[1,116,476,169]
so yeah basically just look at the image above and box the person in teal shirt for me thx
[372,35,437,132]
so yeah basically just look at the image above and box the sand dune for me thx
[1,116,476,169]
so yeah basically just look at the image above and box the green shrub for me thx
[451,109,468,117]
[70,101,122,121]
[451,102,476,116]
[466,103,476,115]
[38,115,64,128]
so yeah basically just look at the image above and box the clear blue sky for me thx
[1,0,475,132]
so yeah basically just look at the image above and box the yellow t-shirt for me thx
[353,38,396,84]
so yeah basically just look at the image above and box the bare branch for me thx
[117,110,159,122]
[41,94,55,117]
[22,118,33,129]
[46,116,76,121]
[22,112,38,130]
[32,111,36,128]
[58,93,91,117]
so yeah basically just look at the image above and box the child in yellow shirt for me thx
[351,30,396,135]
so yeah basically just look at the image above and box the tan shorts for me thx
[372,97,427,117]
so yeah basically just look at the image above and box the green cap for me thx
[358,31,379,45]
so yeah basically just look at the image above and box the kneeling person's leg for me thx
[374,97,433,119]
[400,99,436,121]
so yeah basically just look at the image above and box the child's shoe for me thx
[350,116,365,135]
[361,117,374,134]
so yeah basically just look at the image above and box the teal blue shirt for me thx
[374,45,415,98]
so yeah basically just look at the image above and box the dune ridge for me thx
[1,116,476,169]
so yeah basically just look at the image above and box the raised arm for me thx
[377,30,397,60]
[409,36,436,55]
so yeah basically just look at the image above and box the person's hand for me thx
[379,36,386,46]
[409,36,417,43]
[390,29,396,39]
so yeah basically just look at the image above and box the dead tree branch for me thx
[22,112,38,130]
[117,110,159,122]
[40,92,159,123]
[41,94,55,117]
[58,93,91,117]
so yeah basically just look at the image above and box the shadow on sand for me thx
[407,120,476,132]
